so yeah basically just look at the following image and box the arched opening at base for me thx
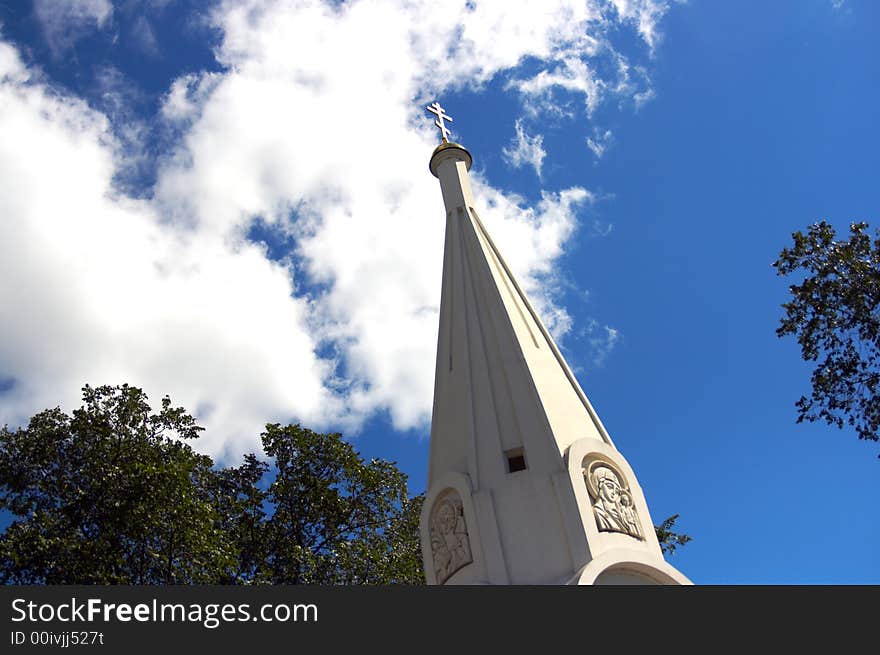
[571,548,692,585]
[594,567,661,585]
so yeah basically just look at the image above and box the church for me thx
[419,103,691,585]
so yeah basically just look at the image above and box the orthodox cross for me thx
[426,101,453,143]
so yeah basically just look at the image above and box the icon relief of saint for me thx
[429,494,473,584]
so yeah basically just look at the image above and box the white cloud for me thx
[160,72,222,126]
[0,0,671,460]
[507,1,669,118]
[608,0,670,51]
[503,119,546,178]
[581,320,621,367]
[0,41,28,83]
[587,128,614,158]
[0,43,339,460]
[610,55,655,110]
[130,15,160,57]
[512,57,606,117]
[34,0,113,56]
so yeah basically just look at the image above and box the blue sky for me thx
[0,1,877,584]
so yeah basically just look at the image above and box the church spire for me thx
[418,104,690,585]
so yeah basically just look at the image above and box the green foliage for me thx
[0,384,229,583]
[208,453,270,584]
[255,423,423,584]
[774,221,880,452]
[0,385,425,584]
[654,514,692,556]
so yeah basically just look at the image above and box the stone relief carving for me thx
[429,492,473,584]
[584,460,644,540]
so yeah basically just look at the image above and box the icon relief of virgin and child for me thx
[588,463,643,539]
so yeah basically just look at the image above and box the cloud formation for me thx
[608,0,670,51]
[1,1,670,460]
[503,119,547,178]
[33,0,113,56]
[587,128,614,158]
[130,15,160,57]
[582,320,622,367]
[0,42,338,459]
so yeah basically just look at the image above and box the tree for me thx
[253,423,423,584]
[774,221,880,454]
[208,453,271,584]
[654,514,692,556]
[0,385,423,584]
[0,384,231,584]
[0,384,688,583]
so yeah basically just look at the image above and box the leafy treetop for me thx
[774,221,880,454]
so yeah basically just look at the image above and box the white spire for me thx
[419,106,690,586]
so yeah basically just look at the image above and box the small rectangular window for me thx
[505,448,527,473]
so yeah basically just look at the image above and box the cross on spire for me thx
[426,101,453,143]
